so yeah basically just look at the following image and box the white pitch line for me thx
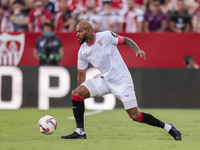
[68,110,104,120]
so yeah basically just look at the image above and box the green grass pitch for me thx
[0,108,200,150]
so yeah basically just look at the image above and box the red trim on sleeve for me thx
[118,36,124,45]
[72,95,84,101]
[137,112,143,123]
[78,68,87,71]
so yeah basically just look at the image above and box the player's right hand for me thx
[136,50,146,60]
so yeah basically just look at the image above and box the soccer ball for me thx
[38,115,57,135]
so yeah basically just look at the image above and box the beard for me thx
[78,33,88,45]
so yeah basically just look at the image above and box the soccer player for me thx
[61,20,182,140]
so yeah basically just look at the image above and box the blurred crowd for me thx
[0,0,200,33]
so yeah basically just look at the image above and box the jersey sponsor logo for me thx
[125,94,129,97]
[93,75,99,78]
[97,40,103,46]
[111,32,118,38]
[0,33,25,65]
[93,74,103,78]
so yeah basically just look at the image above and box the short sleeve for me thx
[118,15,125,23]
[77,49,88,71]
[136,8,144,22]
[104,31,119,45]
[118,10,126,23]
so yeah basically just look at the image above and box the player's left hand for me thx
[136,50,146,60]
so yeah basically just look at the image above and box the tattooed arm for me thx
[77,70,86,87]
[122,37,146,60]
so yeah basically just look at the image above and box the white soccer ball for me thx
[38,115,57,135]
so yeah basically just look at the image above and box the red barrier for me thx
[118,33,200,68]
[1,32,200,68]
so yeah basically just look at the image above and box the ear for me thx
[86,29,91,35]
[89,28,93,34]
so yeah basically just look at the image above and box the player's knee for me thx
[72,89,84,98]
[72,89,80,97]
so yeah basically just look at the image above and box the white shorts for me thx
[82,74,138,110]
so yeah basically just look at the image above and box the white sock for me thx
[164,124,172,132]
[76,128,85,135]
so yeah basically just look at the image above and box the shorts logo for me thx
[0,33,25,65]
[125,94,129,97]
[97,40,103,46]
[111,32,118,38]
[93,75,99,78]
[93,74,104,78]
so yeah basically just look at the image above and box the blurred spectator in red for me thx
[111,0,128,14]
[55,0,79,12]
[184,55,199,69]
[28,0,51,32]
[10,0,28,32]
[135,0,144,6]
[163,0,199,15]
[78,0,102,13]
[54,0,76,32]
[169,0,191,33]
[66,0,79,12]
[77,0,100,31]
[0,7,14,32]
[43,0,55,13]
[144,0,168,32]
[118,0,144,33]
[96,0,118,32]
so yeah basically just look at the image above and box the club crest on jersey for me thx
[97,40,103,46]
[111,32,118,38]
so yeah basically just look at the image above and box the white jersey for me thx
[118,8,144,33]
[78,31,133,84]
